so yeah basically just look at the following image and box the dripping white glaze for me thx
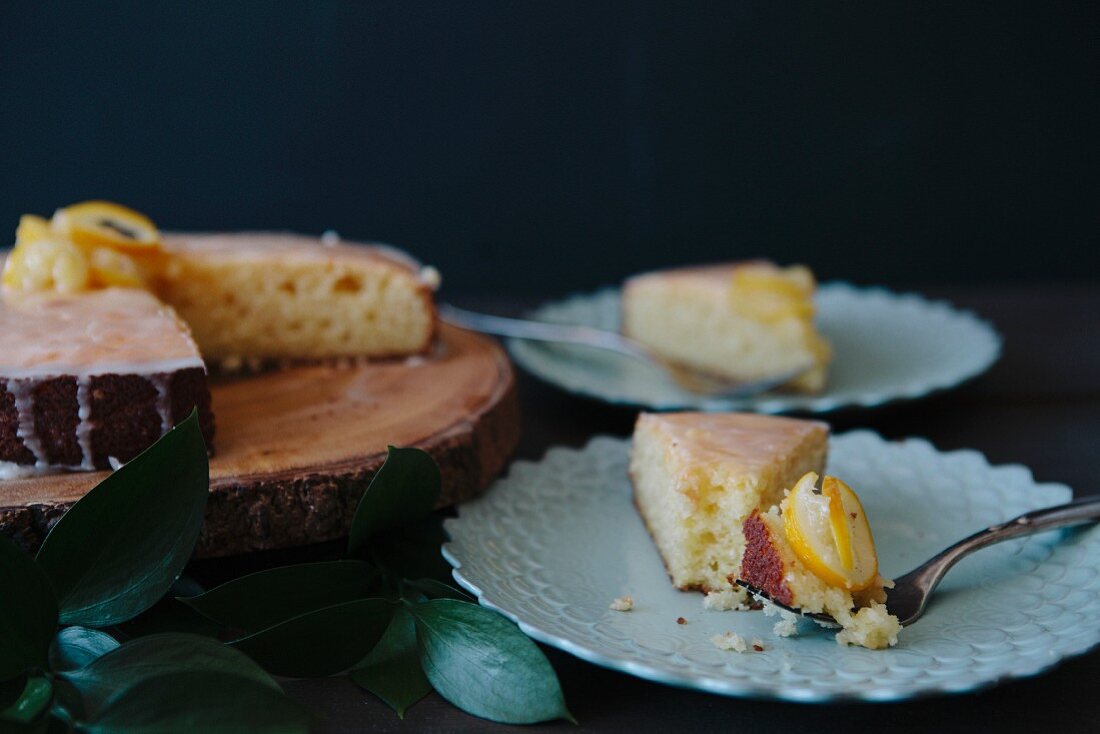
[75,376,95,470]
[8,379,46,467]
[150,373,173,436]
[0,460,52,480]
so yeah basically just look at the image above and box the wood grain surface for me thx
[0,324,519,557]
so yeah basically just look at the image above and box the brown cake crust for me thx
[0,368,214,470]
[0,385,35,465]
[738,510,794,606]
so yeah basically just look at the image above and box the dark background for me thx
[1,1,1096,294]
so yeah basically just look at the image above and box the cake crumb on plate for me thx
[610,596,634,612]
[762,600,800,637]
[711,632,748,652]
[702,588,751,612]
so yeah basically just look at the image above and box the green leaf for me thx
[0,677,51,725]
[35,411,209,627]
[373,516,453,582]
[60,633,279,719]
[0,534,58,680]
[349,607,430,718]
[230,599,394,677]
[180,560,378,633]
[347,447,440,556]
[48,628,119,673]
[404,578,474,602]
[410,600,573,725]
[79,671,310,734]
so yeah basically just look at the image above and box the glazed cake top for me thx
[0,288,204,379]
[623,261,811,293]
[637,412,828,472]
[163,232,437,284]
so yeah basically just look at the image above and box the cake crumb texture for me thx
[630,411,828,591]
[609,596,634,612]
[711,631,749,652]
[157,232,436,361]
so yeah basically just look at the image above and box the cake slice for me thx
[738,472,900,649]
[629,412,828,595]
[621,262,831,392]
[156,232,438,365]
[0,288,214,476]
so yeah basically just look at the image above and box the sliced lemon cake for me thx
[621,262,831,392]
[0,288,214,476]
[1,201,439,475]
[738,472,900,649]
[156,232,437,364]
[629,412,828,596]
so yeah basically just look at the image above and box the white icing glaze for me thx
[418,265,442,290]
[0,290,205,380]
[162,231,428,275]
[8,379,45,466]
[75,375,94,470]
[0,460,51,480]
[150,373,173,435]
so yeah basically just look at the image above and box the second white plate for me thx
[443,433,1099,702]
[507,284,1001,413]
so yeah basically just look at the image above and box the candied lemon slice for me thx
[52,201,161,252]
[783,471,878,590]
[2,237,91,294]
[15,214,51,244]
[822,476,854,569]
[88,247,145,288]
[732,264,814,299]
[730,264,816,322]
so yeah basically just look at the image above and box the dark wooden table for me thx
[234,283,1099,732]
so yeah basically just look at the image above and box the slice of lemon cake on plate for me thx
[621,262,831,392]
[738,471,901,649]
[629,412,828,599]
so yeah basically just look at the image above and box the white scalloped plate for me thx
[507,284,1002,413]
[443,433,1100,702]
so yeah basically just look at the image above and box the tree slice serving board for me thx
[0,324,519,558]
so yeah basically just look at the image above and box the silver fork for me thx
[438,304,809,398]
[736,495,1100,627]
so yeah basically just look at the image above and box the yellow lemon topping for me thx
[14,214,51,244]
[782,471,879,591]
[729,263,817,323]
[2,236,90,293]
[2,201,162,298]
[51,201,161,252]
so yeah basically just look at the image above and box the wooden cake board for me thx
[0,324,520,558]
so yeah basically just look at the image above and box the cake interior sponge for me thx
[629,412,828,592]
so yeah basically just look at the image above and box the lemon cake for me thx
[156,232,437,364]
[629,412,828,595]
[738,472,901,649]
[2,203,439,365]
[621,262,831,392]
[1,201,439,475]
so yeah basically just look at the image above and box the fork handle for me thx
[438,304,649,360]
[900,495,1100,592]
